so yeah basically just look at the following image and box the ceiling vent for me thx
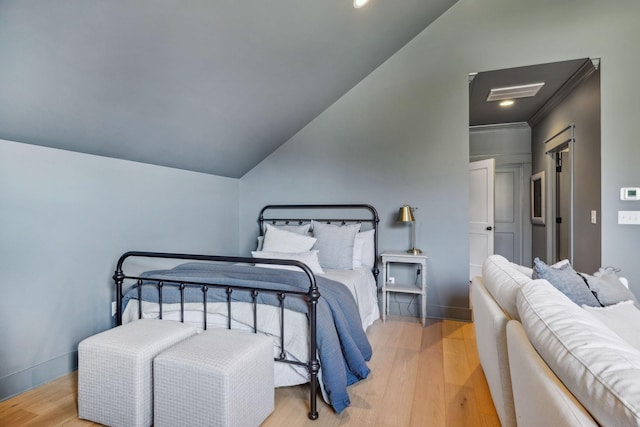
[486,82,545,102]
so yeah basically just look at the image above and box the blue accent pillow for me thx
[579,272,639,308]
[532,258,601,307]
[311,221,361,270]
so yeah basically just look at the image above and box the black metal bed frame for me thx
[258,204,380,280]
[113,204,379,420]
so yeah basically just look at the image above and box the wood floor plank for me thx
[376,347,420,427]
[442,335,471,387]
[421,318,444,352]
[410,325,446,427]
[444,384,480,427]
[0,409,39,426]
[342,336,399,425]
[442,319,465,340]
[0,319,500,427]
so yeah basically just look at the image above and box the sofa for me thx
[471,254,640,427]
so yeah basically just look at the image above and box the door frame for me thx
[544,125,575,264]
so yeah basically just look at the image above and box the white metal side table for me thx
[380,251,428,327]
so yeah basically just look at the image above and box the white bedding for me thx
[319,267,379,331]
[121,266,379,387]
[123,300,311,387]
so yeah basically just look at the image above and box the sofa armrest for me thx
[471,277,516,427]
[506,320,597,427]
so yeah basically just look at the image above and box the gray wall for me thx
[532,71,601,272]
[0,139,239,400]
[240,0,640,318]
[4,0,640,401]
[470,124,532,164]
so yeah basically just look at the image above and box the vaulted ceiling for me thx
[0,0,458,178]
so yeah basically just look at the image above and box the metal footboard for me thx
[114,251,321,420]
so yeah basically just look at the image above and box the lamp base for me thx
[407,248,423,255]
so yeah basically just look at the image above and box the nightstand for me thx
[380,251,428,327]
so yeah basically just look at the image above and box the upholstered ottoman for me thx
[78,319,197,427]
[153,329,274,427]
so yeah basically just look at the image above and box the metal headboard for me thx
[258,204,380,280]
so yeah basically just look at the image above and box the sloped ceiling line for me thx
[0,0,458,177]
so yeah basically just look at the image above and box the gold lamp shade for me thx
[397,205,415,223]
[397,205,422,254]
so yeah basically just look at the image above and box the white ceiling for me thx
[0,0,458,178]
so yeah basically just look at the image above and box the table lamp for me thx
[398,205,422,255]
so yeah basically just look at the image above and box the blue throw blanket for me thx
[122,262,372,413]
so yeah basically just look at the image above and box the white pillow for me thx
[256,223,311,251]
[262,223,311,235]
[352,229,375,269]
[311,220,361,270]
[583,300,640,352]
[262,224,316,253]
[251,250,324,275]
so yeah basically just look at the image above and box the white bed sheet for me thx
[122,300,311,387]
[121,266,379,387]
[318,267,379,331]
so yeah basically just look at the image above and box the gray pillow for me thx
[532,258,601,307]
[579,272,639,308]
[311,221,361,270]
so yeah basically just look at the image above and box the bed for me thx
[113,204,380,419]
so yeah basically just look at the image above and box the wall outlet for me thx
[388,277,395,284]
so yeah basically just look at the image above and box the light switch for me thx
[591,210,597,224]
[618,211,640,225]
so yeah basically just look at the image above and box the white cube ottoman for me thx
[78,319,198,427]
[154,329,274,427]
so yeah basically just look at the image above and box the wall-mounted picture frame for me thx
[531,171,545,225]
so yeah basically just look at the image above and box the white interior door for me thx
[494,165,523,264]
[469,159,495,280]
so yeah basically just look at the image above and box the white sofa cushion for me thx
[481,255,532,320]
[518,279,640,427]
[583,301,640,352]
[506,321,598,427]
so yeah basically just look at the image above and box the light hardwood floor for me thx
[0,318,499,427]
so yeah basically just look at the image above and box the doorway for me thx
[469,58,600,271]
[543,124,575,264]
[556,150,572,262]
[469,123,532,266]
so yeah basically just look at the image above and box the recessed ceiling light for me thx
[353,0,370,8]
[486,82,545,102]
[500,100,515,107]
